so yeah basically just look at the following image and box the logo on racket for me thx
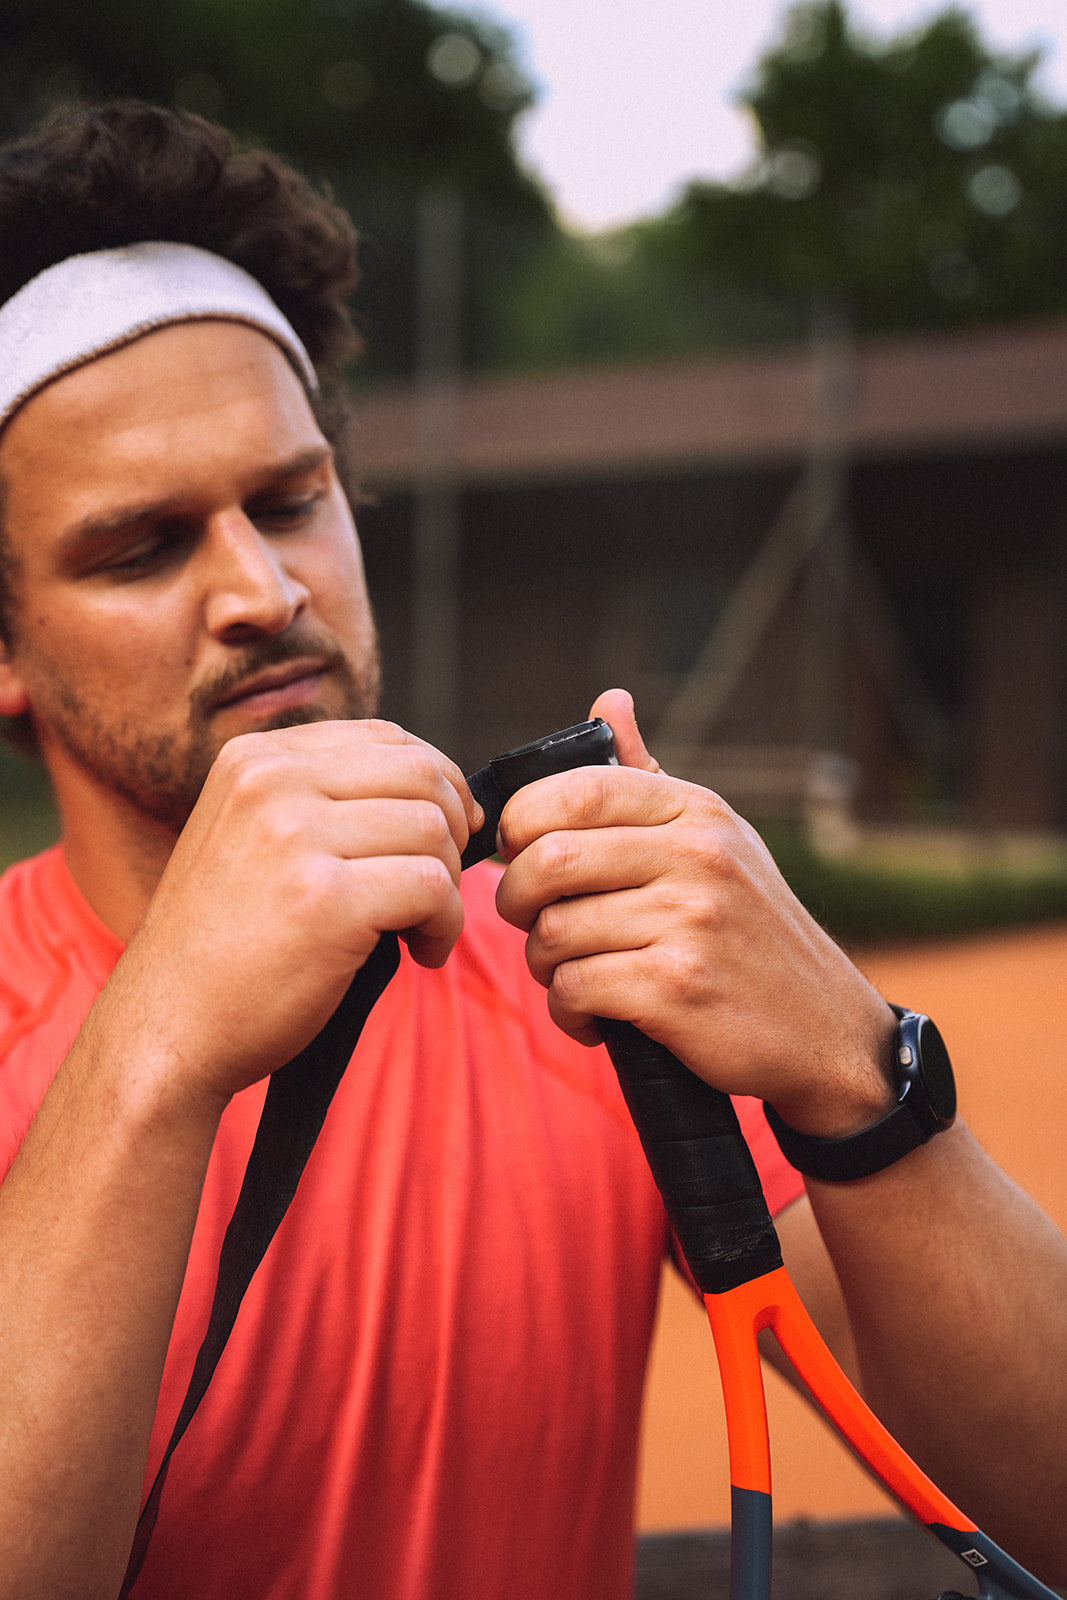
[961,1549,989,1568]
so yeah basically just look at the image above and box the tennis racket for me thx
[468,718,1059,1600]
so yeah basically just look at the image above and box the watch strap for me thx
[763,1007,954,1182]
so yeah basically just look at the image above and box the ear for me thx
[0,637,30,720]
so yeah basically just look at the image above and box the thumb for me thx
[588,688,661,773]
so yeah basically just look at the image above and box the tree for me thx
[637,2,1067,333]
[0,0,554,375]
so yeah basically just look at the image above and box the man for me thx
[0,102,1064,1599]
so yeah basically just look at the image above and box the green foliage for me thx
[490,232,809,371]
[3,1,1066,370]
[0,0,553,376]
[0,748,57,871]
[764,822,1067,947]
[638,1,1067,334]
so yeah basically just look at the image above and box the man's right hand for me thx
[116,718,482,1106]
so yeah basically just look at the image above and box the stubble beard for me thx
[43,626,382,834]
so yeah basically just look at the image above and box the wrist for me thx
[768,1002,898,1140]
[765,1006,957,1183]
[81,967,232,1145]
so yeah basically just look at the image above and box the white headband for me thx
[0,241,319,430]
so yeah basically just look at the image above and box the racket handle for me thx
[600,1019,783,1295]
[464,717,783,1294]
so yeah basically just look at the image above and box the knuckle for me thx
[217,739,283,803]
[212,730,257,779]
[413,852,453,903]
[412,851,451,902]
[647,942,697,1008]
[550,958,586,1011]
[280,854,337,927]
[413,798,451,852]
[663,874,723,937]
[700,828,737,880]
[496,802,531,860]
[400,743,446,793]
[668,820,735,893]
[522,942,552,989]
[565,768,610,827]
[535,828,585,888]
[297,852,334,901]
[258,802,304,854]
[534,900,568,958]
[361,717,406,743]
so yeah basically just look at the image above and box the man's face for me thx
[0,320,380,831]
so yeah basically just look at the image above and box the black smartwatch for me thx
[763,1006,957,1182]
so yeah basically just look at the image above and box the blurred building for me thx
[350,318,1067,837]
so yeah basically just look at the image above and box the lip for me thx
[212,658,329,716]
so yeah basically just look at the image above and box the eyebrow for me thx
[56,444,334,562]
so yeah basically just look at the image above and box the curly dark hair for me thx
[0,99,364,754]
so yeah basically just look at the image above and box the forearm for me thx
[0,970,225,1600]
[808,1122,1067,1582]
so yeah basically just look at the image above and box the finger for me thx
[498,765,686,861]
[521,886,674,989]
[548,939,702,1038]
[273,715,478,822]
[323,796,464,881]
[332,852,466,968]
[496,825,670,932]
[543,949,662,1046]
[401,922,464,969]
[588,688,660,773]
[545,993,604,1049]
[215,723,478,856]
[345,719,484,836]
[310,721,481,845]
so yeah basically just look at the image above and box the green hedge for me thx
[762,824,1067,947]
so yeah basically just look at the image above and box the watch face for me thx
[916,1016,957,1124]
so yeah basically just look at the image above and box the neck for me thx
[45,755,180,944]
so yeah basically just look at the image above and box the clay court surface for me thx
[637,919,1067,1534]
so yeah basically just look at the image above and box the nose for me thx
[202,512,309,639]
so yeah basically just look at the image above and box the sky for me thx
[468,0,1067,231]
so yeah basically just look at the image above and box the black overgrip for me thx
[461,718,617,870]
[473,718,782,1295]
[599,1020,782,1294]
